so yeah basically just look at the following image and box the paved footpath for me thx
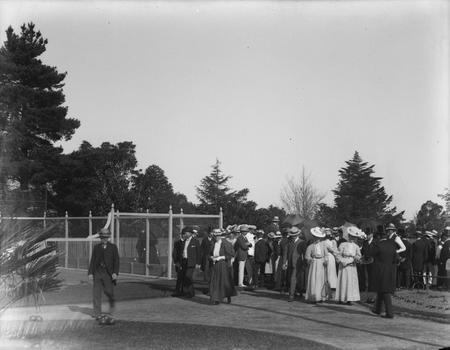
[2,269,449,350]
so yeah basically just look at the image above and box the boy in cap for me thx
[88,228,120,319]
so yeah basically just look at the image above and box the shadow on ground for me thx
[0,320,339,350]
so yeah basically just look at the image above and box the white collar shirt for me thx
[245,232,255,256]
[213,240,222,257]
[183,236,192,259]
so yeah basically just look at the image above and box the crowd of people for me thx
[87,218,450,320]
[171,217,450,319]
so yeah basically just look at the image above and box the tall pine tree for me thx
[196,159,252,225]
[196,159,233,213]
[0,23,79,214]
[333,151,403,225]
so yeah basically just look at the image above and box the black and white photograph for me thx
[0,0,449,349]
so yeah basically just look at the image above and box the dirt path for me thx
[1,269,448,350]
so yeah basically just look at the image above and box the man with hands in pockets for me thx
[88,228,120,319]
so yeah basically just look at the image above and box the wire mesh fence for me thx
[0,207,222,279]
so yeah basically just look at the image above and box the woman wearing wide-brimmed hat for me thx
[305,227,329,303]
[335,226,362,305]
[209,229,237,305]
[323,228,338,297]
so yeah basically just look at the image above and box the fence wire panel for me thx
[64,241,90,269]
[2,212,222,279]
[45,218,66,238]
[92,217,109,236]
[116,218,146,275]
[68,218,89,238]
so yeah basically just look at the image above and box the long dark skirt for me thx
[210,260,237,303]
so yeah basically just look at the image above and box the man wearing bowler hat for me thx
[235,224,251,288]
[369,227,397,319]
[180,226,201,297]
[285,227,307,301]
[412,230,429,287]
[88,228,120,319]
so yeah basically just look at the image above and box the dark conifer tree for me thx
[0,23,79,214]
[333,151,403,226]
[196,159,233,214]
[196,159,252,225]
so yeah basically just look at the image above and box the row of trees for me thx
[0,24,284,231]
[282,152,449,233]
[1,23,448,234]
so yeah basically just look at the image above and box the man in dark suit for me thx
[412,231,428,287]
[200,229,214,286]
[424,231,437,287]
[362,230,378,303]
[235,225,251,288]
[285,227,307,301]
[254,230,270,288]
[172,233,185,297]
[181,226,201,298]
[275,227,290,294]
[397,229,413,289]
[88,228,120,318]
[437,228,450,290]
[369,229,397,319]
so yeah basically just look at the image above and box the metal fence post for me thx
[168,205,173,279]
[43,211,46,229]
[89,211,93,260]
[145,209,150,276]
[116,210,120,256]
[65,211,69,268]
[110,204,115,244]
[219,207,223,229]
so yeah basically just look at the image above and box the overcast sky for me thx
[1,0,448,219]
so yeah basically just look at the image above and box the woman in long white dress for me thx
[305,227,328,303]
[323,228,338,299]
[335,226,362,304]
